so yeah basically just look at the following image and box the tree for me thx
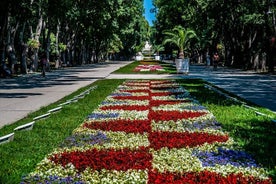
[152,44,164,56]
[163,25,197,59]
[154,0,275,71]
[0,0,147,76]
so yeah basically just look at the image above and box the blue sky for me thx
[143,0,156,26]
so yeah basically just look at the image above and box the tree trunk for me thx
[61,51,65,66]
[178,49,184,59]
[260,52,267,72]
[6,18,19,75]
[19,21,28,74]
[20,43,28,74]
[29,8,43,72]
[253,53,260,72]
[0,7,9,77]
[55,20,61,69]
[268,37,275,73]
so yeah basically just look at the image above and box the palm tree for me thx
[153,44,165,56]
[163,26,197,59]
[152,44,164,61]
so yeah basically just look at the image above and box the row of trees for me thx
[152,0,276,72]
[0,0,149,76]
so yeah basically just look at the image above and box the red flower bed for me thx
[83,119,151,133]
[26,80,272,184]
[50,147,152,172]
[149,110,206,121]
[149,131,228,149]
[133,65,164,72]
[100,105,148,111]
[148,170,272,184]
[112,95,150,101]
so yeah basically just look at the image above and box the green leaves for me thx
[152,44,165,55]
[163,26,197,58]
[27,39,40,49]
[241,13,265,25]
[154,0,276,68]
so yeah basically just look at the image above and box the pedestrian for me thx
[41,54,47,77]
[213,52,219,70]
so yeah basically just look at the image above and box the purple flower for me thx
[59,132,110,148]
[111,92,131,96]
[193,147,259,168]
[21,175,86,183]
[101,101,125,105]
[87,112,119,119]
[181,105,207,111]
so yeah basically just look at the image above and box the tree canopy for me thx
[0,0,149,76]
[0,0,275,76]
[153,0,276,71]
[163,26,197,59]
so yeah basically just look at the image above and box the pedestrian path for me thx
[0,61,131,128]
[187,65,276,113]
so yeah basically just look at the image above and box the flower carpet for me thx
[22,80,272,183]
[133,65,165,72]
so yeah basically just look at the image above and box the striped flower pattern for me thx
[133,65,165,72]
[21,80,272,183]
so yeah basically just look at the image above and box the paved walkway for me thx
[0,61,131,128]
[187,66,276,113]
[1,61,275,129]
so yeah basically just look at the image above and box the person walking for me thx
[213,52,219,70]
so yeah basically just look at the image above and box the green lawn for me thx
[0,79,275,183]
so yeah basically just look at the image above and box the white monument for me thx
[142,41,154,60]
[143,41,152,52]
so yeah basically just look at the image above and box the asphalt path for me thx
[187,65,276,113]
[0,61,131,128]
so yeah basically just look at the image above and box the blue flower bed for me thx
[87,112,119,119]
[21,175,85,184]
[181,105,207,111]
[193,147,259,167]
[59,132,110,148]
[111,92,131,96]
